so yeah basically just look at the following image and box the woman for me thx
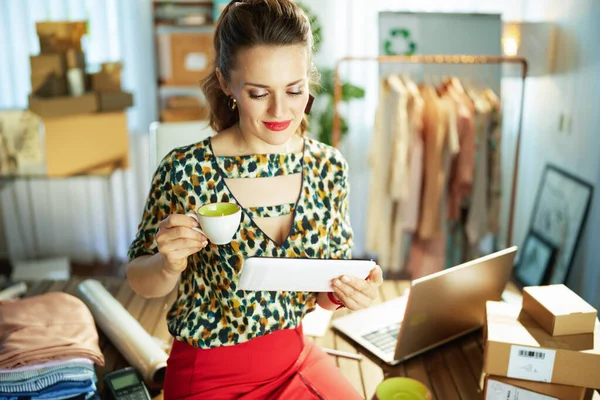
[126,0,383,398]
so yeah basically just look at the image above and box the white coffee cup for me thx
[185,202,242,245]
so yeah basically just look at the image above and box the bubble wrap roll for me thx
[76,279,169,386]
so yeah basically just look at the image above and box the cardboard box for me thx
[36,21,87,54]
[43,112,129,177]
[31,74,68,97]
[101,62,122,74]
[30,54,69,97]
[97,92,134,112]
[166,96,201,109]
[65,49,86,70]
[91,72,121,92]
[523,285,597,336]
[158,31,214,85]
[30,54,66,77]
[483,375,592,400]
[161,107,209,122]
[29,93,98,118]
[483,301,600,389]
[36,21,87,38]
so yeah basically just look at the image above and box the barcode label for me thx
[507,346,556,382]
[518,349,546,359]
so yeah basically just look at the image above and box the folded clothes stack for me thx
[0,292,105,400]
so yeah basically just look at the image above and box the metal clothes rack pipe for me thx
[332,54,528,248]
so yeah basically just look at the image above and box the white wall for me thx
[511,0,600,307]
[304,0,600,306]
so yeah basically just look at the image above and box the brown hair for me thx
[199,0,318,135]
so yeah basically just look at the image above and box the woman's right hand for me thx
[156,214,208,274]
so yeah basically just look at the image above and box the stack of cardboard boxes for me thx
[27,21,132,177]
[483,284,599,399]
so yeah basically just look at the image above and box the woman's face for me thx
[224,44,310,146]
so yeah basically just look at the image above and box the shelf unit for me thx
[152,0,217,122]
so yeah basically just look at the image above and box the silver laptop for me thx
[331,246,518,365]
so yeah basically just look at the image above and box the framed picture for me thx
[528,164,594,285]
[514,231,557,287]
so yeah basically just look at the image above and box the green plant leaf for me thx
[318,105,333,145]
[315,101,350,145]
[313,68,365,100]
[316,68,334,95]
[342,83,365,100]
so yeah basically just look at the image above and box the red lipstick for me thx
[262,120,291,131]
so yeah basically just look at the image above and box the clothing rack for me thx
[332,54,528,248]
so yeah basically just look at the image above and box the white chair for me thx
[148,120,216,177]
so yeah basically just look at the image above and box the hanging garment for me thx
[366,76,412,271]
[483,89,503,234]
[365,79,394,270]
[401,77,425,233]
[387,76,412,272]
[388,75,411,202]
[407,234,447,279]
[446,82,476,222]
[416,85,448,240]
[465,90,492,246]
[407,86,458,278]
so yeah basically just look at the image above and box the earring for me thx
[228,96,237,111]
[304,94,315,115]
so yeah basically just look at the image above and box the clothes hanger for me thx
[483,64,501,108]
[401,73,420,99]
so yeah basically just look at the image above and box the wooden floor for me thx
[22,278,599,400]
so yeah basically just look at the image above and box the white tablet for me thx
[237,257,375,292]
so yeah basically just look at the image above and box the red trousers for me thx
[163,325,363,399]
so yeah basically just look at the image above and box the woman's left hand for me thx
[332,265,384,311]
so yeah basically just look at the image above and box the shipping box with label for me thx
[157,30,214,85]
[523,285,597,336]
[483,375,592,400]
[483,301,600,389]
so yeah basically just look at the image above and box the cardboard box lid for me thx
[97,92,134,112]
[524,285,597,317]
[486,301,598,351]
[29,93,98,118]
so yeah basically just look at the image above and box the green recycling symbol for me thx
[384,28,417,56]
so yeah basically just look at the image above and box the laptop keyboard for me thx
[362,322,401,355]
